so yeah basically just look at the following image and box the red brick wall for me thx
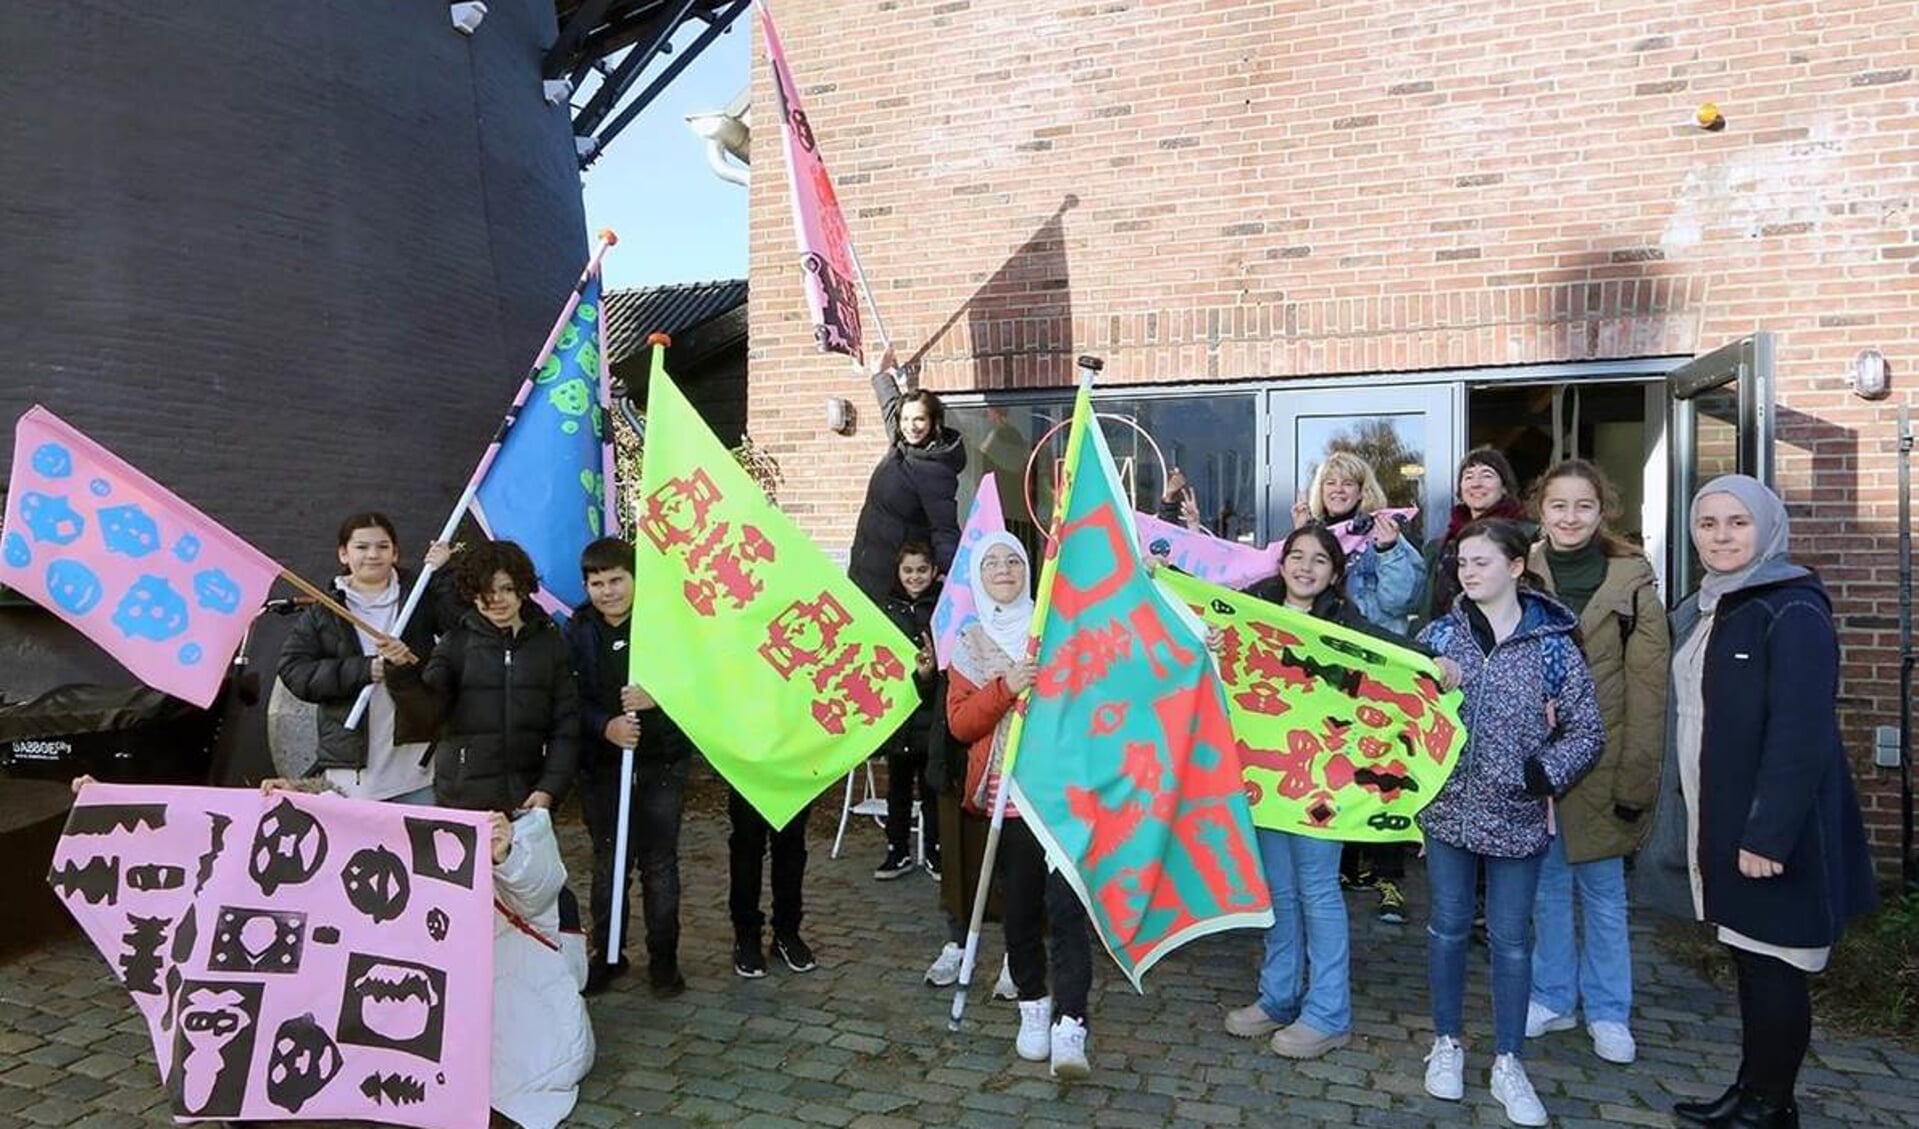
[747,0,1919,857]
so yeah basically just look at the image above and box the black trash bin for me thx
[0,683,222,785]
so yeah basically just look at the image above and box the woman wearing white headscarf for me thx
[1655,475,1875,1129]
[946,532,1094,1081]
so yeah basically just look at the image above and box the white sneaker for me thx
[993,954,1017,1000]
[924,942,964,987]
[1489,1054,1549,1127]
[1524,999,1575,1038]
[1015,997,1052,1062]
[1588,1020,1636,1064]
[1049,1016,1090,1079]
[1423,1035,1464,1101]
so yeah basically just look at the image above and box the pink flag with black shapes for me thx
[48,784,493,1128]
[1133,510,1285,589]
[0,407,282,708]
[757,0,865,361]
[929,473,1006,668]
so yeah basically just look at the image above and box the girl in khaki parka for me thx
[1522,460,1670,1067]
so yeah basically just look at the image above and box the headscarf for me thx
[967,531,1034,662]
[1693,474,1806,614]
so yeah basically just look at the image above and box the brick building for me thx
[745,1,1918,860]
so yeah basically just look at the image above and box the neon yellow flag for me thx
[628,344,917,828]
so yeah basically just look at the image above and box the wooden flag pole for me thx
[277,569,397,644]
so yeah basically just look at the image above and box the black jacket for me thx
[275,566,460,773]
[880,581,941,755]
[395,606,582,813]
[848,369,966,601]
[1243,577,1427,654]
[563,601,689,767]
[1671,574,1876,948]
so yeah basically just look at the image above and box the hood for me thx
[900,426,968,473]
[458,601,557,641]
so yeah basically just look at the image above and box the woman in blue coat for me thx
[1662,476,1876,1129]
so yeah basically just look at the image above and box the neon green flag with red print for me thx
[628,345,917,829]
[1004,381,1272,991]
[1154,569,1466,842]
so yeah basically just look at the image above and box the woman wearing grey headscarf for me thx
[1655,475,1876,1129]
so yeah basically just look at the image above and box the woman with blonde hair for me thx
[1291,450,1423,636]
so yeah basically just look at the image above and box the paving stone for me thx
[4,772,1912,1127]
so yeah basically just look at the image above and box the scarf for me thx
[1693,474,1807,614]
[967,531,1034,662]
[1444,495,1525,544]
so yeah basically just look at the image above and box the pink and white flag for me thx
[0,407,281,708]
[49,784,494,1127]
[930,473,1007,668]
[757,0,865,361]
[1134,510,1286,589]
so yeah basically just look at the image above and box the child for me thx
[564,537,691,997]
[874,542,943,881]
[394,540,581,814]
[1522,460,1670,1065]
[1223,525,1405,1059]
[277,512,458,803]
[1414,519,1606,1128]
[947,532,1091,1080]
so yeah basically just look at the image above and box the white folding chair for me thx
[830,758,889,859]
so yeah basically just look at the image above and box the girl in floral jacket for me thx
[1413,519,1606,1128]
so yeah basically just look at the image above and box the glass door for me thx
[1263,384,1462,547]
[1667,333,1775,599]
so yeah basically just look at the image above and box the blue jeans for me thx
[1530,833,1632,1024]
[1426,838,1544,1056]
[388,784,439,806]
[1256,830,1351,1035]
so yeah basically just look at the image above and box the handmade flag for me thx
[757,0,864,360]
[929,473,1005,668]
[1006,383,1272,989]
[629,345,916,828]
[0,407,281,708]
[1134,510,1284,589]
[1156,569,1466,842]
[1323,506,1420,557]
[470,271,614,617]
[48,784,493,1127]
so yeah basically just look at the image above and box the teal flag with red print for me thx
[1005,382,1273,990]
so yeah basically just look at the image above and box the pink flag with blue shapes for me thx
[0,406,281,708]
[929,472,1005,669]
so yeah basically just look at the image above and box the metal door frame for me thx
[1666,333,1776,598]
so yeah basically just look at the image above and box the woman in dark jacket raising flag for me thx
[1656,476,1876,1129]
[848,346,967,600]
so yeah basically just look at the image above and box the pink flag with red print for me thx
[0,407,281,708]
[48,784,494,1127]
[757,0,865,361]
[929,473,1006,669]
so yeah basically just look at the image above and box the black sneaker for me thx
[922,847,942,882]
[772,931,818,973]
[1376,881,1407,925]
[583,956,628,997]
[648,958,687,999]
[873,847,915,881]
[733,935,767,979]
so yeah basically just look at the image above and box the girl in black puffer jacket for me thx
[393,540,582,814]
[873,542,943,881]
[847,347,967,601]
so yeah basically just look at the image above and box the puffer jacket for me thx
[881,580,941,755]
[276,567,461,772]
[1529,546,1671,863]
[847,368,967,600]
[1415,589,1607,858]
[492,809,593,1129]
[397,607,581,812]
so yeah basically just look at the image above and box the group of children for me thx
[269,438,1670,1128]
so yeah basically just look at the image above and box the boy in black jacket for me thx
[564,537,692,997]
[874,542,943,880]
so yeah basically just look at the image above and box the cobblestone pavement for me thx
[4,764,1916,1128]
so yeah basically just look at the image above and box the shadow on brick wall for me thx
[915,195,1078,390]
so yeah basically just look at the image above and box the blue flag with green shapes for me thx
[470,272,614,616]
